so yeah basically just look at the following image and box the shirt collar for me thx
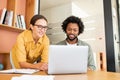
[25,30,45,44]
[65,38,79,45]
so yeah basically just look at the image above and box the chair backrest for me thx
[10,51,15,69]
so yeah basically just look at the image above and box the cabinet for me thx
[0,0,36,69]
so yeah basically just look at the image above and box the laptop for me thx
[48,45,88,74]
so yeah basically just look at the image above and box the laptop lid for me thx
[48,45,88,74]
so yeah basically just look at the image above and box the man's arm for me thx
[88,45,96,70]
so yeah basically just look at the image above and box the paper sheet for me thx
[11,75,54,80]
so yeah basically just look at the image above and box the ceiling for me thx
[40,0,71,10]
[40,0,103,16]
[40,0,104,30]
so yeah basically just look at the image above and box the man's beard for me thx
[67,34,78,41]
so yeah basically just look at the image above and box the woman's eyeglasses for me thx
[34,24,48,30]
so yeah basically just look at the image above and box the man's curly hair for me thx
[61,16,84,35]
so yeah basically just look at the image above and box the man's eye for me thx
[73,29,78,31]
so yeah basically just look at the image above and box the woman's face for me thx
[31,19,48,39]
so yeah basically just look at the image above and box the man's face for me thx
[66,23,79,41]
[31,19,48,39]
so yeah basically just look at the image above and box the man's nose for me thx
[70,30,74,34]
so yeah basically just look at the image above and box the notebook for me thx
[0,69,39,74]
[48,45,88,74]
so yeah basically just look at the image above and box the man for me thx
[57,16,96,70]
[11,15,49,71]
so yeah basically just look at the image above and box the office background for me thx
[0,0,120,72]
[39,0,120,72]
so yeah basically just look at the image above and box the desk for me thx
[0,71,120,80]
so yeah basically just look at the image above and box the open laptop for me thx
[48,45,88,74]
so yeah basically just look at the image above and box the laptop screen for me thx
[48,45,88,74]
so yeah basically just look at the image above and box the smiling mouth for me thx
[67,34,77,41]
[69,34,75,38]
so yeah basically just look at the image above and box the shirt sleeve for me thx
[15,34,27,62]
[88,45,96,70]
[40,36,50,63]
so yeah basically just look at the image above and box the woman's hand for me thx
[39,63,48,71]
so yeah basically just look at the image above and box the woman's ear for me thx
[29,24,33,30]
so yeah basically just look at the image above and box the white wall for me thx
[41,3,73,44]
[41,3,72,23]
